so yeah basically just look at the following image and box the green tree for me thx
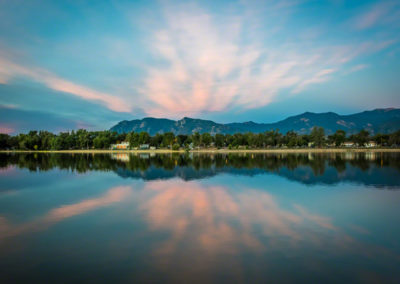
[76,129,90,149]
[285,131,298,147]
[172,143,180,150]
[388,130,400,146]
[265,130,282,147]
[215,134,225,148]
[201,133,212,147]
[310,127,325,147]
[150,133,163,148]
[329,129,346,147]
[138,132,150,145]
[192,132,201,147]
[127,132,140,148]
[163,132,175,148]
[177,135,188,146]
[0,134,10,149]
[353,130,369,146]
[373,133,389,146]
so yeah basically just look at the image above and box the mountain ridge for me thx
[110,108,400,135]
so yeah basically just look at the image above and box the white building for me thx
[139,144,150,150]
[365,141,377,148]
[342,141,355,147]
[111,141,130,150]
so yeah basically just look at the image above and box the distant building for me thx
[139,144,150,150]
[365,141,377,148]
[342,141,355,147]
[111,141,129,150]
[150,146,156,150]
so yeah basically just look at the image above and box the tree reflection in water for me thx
[1,152,400,187]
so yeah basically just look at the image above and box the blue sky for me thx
[0,0,399,133]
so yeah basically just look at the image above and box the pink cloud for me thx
[292,68,336,94]
[0,123,15,134]
[348,64,369,74]
[137,4,395,117]
[354,1,394,30]
[0,56,131,113]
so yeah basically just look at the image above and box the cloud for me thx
[353,1,398,30]
[292,69,336,94]
[0,55,131,113]
[1,1,398,120]
[138,6,298,117]
[348,64,369,74]
[0,123,14,134]
[137,3,395,117]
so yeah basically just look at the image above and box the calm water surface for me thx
[0,152,400,283]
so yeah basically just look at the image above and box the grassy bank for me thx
[1,148,400,154]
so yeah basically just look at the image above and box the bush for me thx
[172,143,180,150]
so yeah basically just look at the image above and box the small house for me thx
[111,141,129,150]
[365,141,377,148]
[342,141,355,147]
[139,144,150,150]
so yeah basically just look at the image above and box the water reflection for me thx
[1,152,400,188]
[138,180,399,283]
[141,180,334,254]
[0,186,131,241]
[0,160,399,283]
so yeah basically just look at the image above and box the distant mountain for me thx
[110,108,400,135]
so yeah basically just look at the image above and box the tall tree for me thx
[310,127,325,147]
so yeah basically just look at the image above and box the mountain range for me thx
[110,108,400,135]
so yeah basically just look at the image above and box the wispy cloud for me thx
[292,69,336,94]
[347,64,369,74]
[0,55,131,113]
[353,1,398,30]
[137,3,395,117]
[1,0,398,123]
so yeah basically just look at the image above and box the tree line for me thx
[0,127,399,150]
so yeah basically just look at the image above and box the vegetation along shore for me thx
[1,127,399,151]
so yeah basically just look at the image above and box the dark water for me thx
[0,152,400,283]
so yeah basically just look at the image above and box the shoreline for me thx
[1,148,400,154]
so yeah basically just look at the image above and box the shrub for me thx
[172,143,180,151]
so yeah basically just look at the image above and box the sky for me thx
[0,0,399,134]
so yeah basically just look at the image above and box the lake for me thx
[1,152,400,283]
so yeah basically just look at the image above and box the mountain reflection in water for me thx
[1,152,399,188]
[0,153,400,283]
